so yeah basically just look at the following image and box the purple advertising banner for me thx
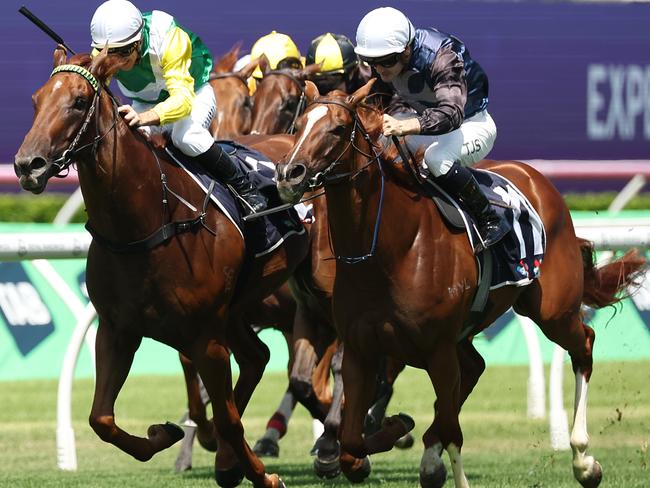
[1,0,648,164]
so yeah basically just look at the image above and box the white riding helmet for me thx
[354,7,415,58]
[90,0,144,49]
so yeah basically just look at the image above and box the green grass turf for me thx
[0,361,648,487]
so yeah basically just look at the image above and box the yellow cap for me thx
[250,31,302,79]
[311,33,345,73]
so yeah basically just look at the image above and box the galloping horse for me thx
[250,62,412,478]
[14,47,309,488]
[209,44,256,139]
[275,80,646,488]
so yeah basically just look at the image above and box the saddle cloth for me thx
[428,168,546,290]
[165,141,306,259]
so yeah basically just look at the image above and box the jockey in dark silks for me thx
[355,7,510,249]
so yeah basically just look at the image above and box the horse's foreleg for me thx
[229,321,270,414]
[423,339,469,488]
[288,306,329,421]
[313,342,345,479]
[178,353,218,454]
[420,338,484,488]
[338,346,378,483]
[89,323,183,461]
[194,335,281,488]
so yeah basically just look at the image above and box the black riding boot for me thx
[196,142,267,214]
[437,162,511,249]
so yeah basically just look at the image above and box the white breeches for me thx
[133,83,216,157]
[404,109,497,177]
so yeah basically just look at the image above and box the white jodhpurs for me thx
[133,83,217,157]
[404,109,497,177]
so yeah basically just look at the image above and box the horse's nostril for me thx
[288,164,306,182]
[30,157,47,170]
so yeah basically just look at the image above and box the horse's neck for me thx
[78,109,173,241]
[324,139,384,258]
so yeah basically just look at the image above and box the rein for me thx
[258,70,306,134]
[306,98,387,265]
[50,63,217,253]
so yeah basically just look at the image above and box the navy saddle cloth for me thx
[166,140,305,259]
[427,168,546,289]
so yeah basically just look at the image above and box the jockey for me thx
[90,0,267,213]
[249,31,303,92]
[305,32,392,108]
[355,7,510,249]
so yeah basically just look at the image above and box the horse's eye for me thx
[330,125,346,136]
[73,96,88,111]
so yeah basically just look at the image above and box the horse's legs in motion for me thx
[175,353,214,472]
[192,331,282,488]
[313,342,345,479]
[254,330,298,458]
[89,322,184,461]
[420,338,485,488]
[288,305,332,421]
[524,307,602,487]
[422,338,469,488]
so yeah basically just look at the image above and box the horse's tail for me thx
[579,237,647,309]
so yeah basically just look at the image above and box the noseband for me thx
[49,64,118,176]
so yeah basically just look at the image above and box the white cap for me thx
[355,7,415,58]
[90,0,143,49]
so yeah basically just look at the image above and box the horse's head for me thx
[210,48,256,138]
[249,56,322,135]
[276,79,378,204]
[14,46,127,193]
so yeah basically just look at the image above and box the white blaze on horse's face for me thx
[287,105,329,166]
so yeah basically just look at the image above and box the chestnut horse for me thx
[209,44,256,139]
[14,47,309,488]
[250,63,414,478]
[275,81,646,488]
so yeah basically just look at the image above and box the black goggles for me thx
[106,42,139,58]
[359,52,402,68]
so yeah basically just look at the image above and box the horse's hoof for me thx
[162,422,185,443]
[215,463,245,488]
[576,459,603,488]
[343,456,371,484]
[420,464,447,488]
[310,434,330,456]
[395,432,415,449]
[394,412,416,432]
[267,474,287,488]
[314,453,341,479]
[253,437,280,457]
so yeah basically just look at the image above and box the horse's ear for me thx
[214,42,241,73]
[346,78,376,106]
[89,46,131,83]
[53,44,68,68]
[301,62,322,79]
[237,56,259,80]
[304,80,320,103]
[257,54,271,75]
